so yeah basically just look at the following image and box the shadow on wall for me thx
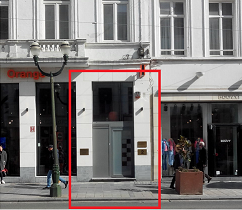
[228,80,242,91]
[177,76,198,92]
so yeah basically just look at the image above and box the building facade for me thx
[1,0,242,183]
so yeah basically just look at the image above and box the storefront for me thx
[0,67,152,182]
[161,94,242,178]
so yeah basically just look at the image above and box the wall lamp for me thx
[196,72,204,78]
[164,104,168,111]
[25,108,28,112]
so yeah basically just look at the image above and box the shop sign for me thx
[30,126,35,132]
[7,69,45,80]
[218,94,239,100]
[220,139,231,143]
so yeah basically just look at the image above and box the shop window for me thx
[209,2,234,56]
[93,82,133,122]
[212,104,238,123]
[160,1,185,55]
[44,0,70,39]
[36,82,76,176]
[0,84,20,176]
[103,0,129,41]
[0,2,9,39]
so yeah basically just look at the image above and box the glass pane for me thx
[117,4,127,40]
[59,5,69,39]
[223,51,233,55]
[210,51,220,55]
[45,5,55,39]
[223,18,233,50]
[212,104,238,123]
[160,2,170,15]
[104,4,113,40]
[93,82,133,122]
[209,3,219,15]
[174,2,183,15]
[36,83,76,176]
[222,3,232,15]
[112,130,122,175]
[214,126,237,176]
[174,51,184,55]
[160,18,170,49]
[0,84,20,176]
[0,6,8,39]
[209,18,219,49]
[174,18,184,49]
[161,51,171,55]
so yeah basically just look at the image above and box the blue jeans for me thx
[162,151,168,170]
[47,170,66,187]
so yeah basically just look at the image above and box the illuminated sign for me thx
[221,139,231,143]
[7,69,45,80]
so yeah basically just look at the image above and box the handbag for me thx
[2,168,8,177]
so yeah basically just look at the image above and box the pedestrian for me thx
[170,145,182,189]
[43,145,68,189]
[197,141,212,183]
[0,144,7,184]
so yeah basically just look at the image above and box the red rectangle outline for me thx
[68,69,161,209]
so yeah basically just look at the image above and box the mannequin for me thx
[162,139,169,170]
[167,138,176,166]
[194,138,204,164]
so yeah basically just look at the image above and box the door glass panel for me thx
[112,130,122,175]
[215,126,237,176]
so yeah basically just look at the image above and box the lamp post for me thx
[30,41,71,197]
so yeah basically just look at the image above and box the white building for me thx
[1,0,242,183]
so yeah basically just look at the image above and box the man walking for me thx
[0,145,7,184]
[43,145,68,189]
[197,142,212,183]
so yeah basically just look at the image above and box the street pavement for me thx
[0,177,242,203]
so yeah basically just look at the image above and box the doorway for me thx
[208,124,241,176]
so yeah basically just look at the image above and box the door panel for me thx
[93,127,109,177]
[111,129,122,176]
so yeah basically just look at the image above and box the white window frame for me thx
[101,0,130,42]
[208,1,235,56]
[42,0,70,39]
[158,0,188,57]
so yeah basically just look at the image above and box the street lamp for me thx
[30,41,71,197]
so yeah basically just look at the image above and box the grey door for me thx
[93,126,109,177]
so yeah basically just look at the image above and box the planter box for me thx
[175,169,203,195]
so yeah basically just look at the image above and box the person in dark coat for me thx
[197,142,212,183]
[170,145,182,189]
[43,145,68,189]
[0,145,7,184]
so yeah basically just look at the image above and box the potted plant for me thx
[175,136,203,195]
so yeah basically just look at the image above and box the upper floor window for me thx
[102,0,128,41]
[209,2,233,56]
[44,0,70,39]
[0,0,9,39]
[160,1,185,55]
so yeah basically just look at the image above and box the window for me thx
[0,0,9,39]
[102,0,128,41]
[44,0,70,39]
[160,1,185,55]
[209,2,233,56]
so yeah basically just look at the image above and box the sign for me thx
[80,149,89,155]
[30,126,35,132]
[218,94,239,100]
[138,149,147,155]
[7,69,45,80]
[221,139,231,143]
[137,141,147,148]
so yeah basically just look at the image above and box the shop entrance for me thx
[208,124,242,176]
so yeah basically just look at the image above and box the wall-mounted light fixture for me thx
[140,107,143,111]
[82,108,85,112]
[164,104,168,111]
[190,104,194,111]
[137,45,145,58]
[25,108,28,112]
[196,72,204,78]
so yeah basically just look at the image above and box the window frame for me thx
[208,1,235,56]
[0,0,9,40]
[43,0,70,39]
[159,0,187,56]
[101,0,130,42]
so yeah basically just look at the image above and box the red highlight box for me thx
[68,69,161,209]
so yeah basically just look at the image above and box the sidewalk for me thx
[0,178,242,202]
